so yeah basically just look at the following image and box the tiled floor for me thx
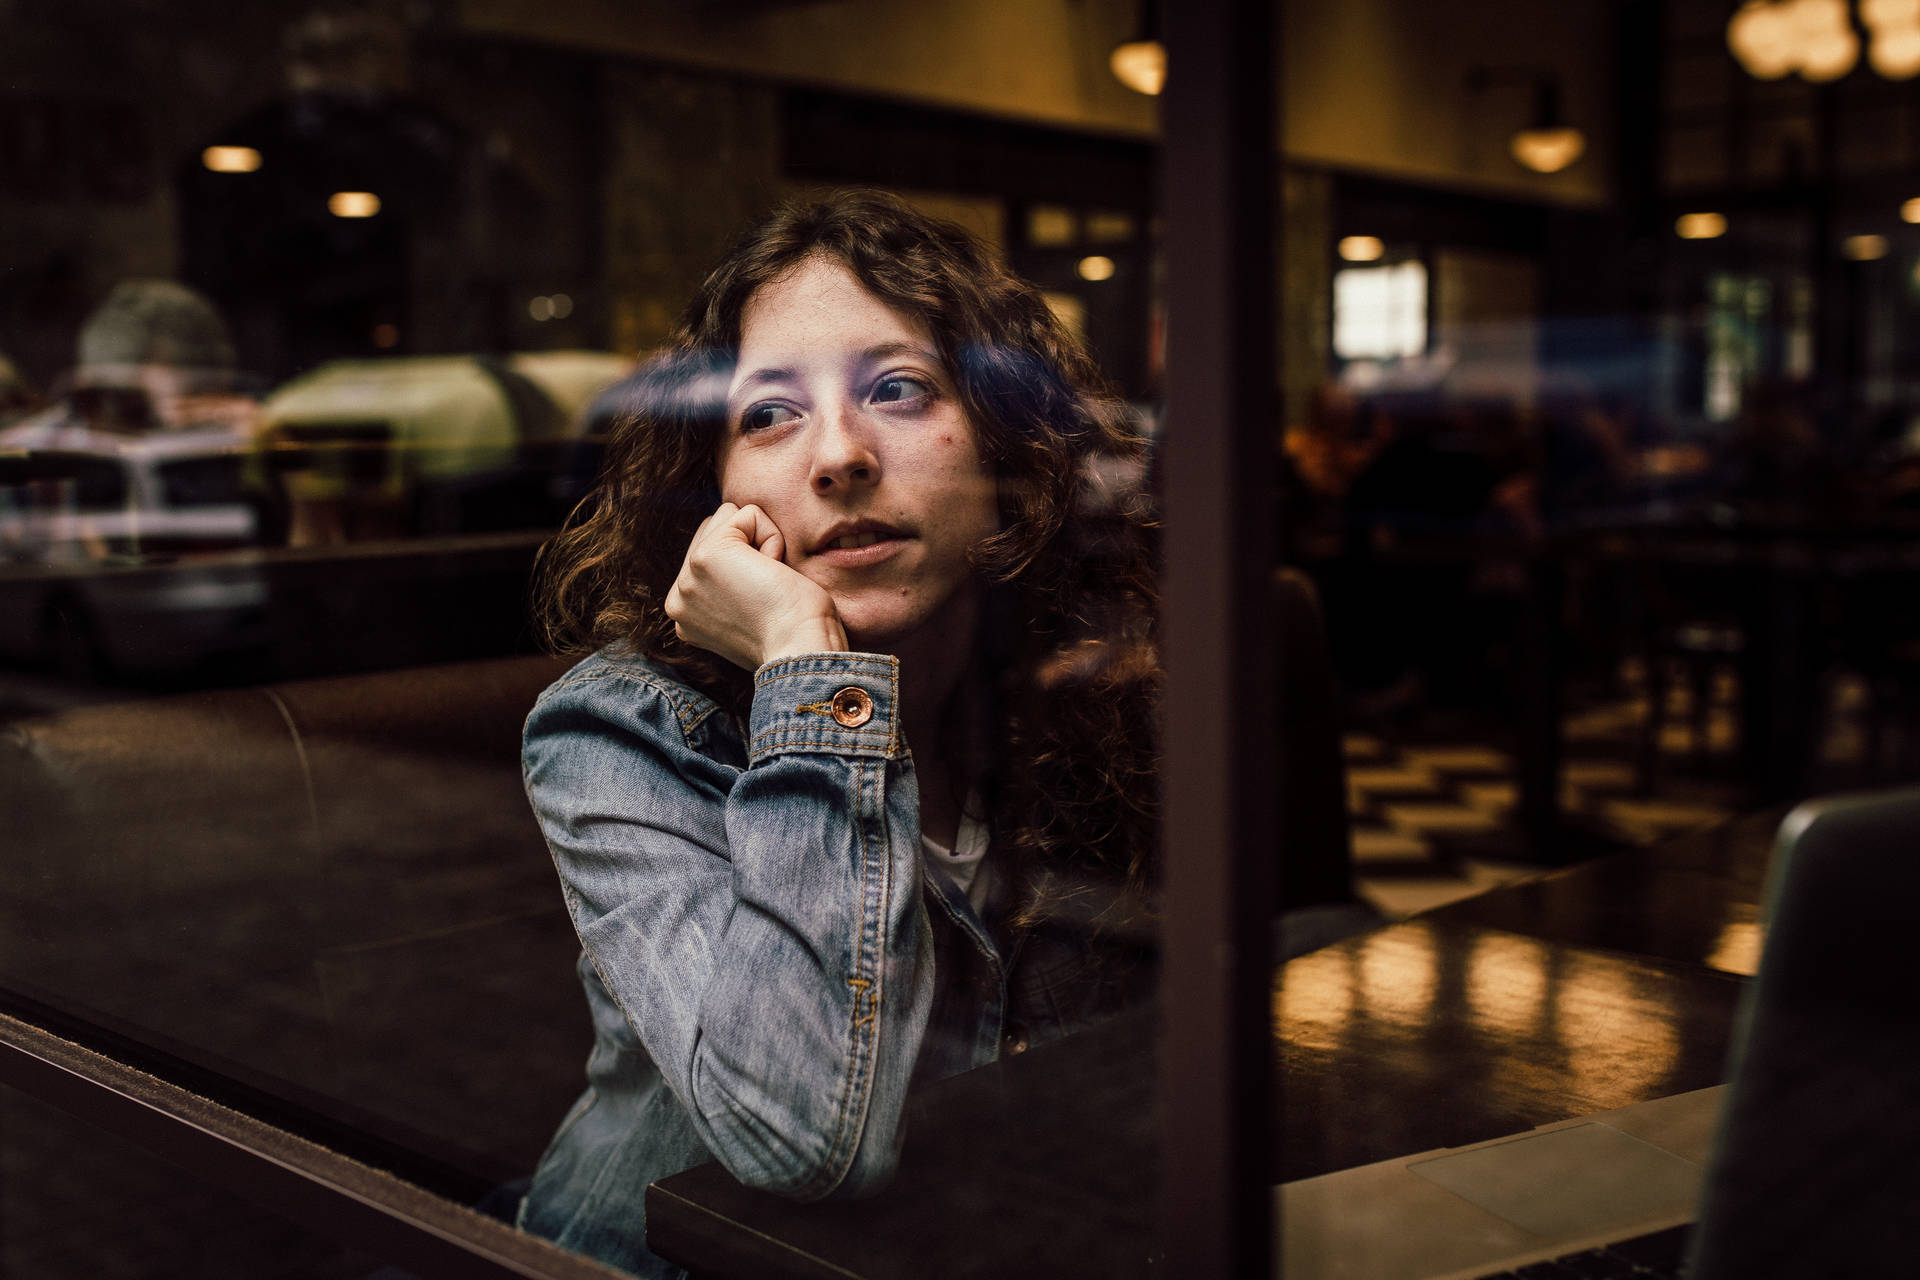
[1348,670,1750,920]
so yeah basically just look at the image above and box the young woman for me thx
[517,191,1159,1277]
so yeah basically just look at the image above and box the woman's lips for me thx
[812,534,908,568]
[809,521,908,568]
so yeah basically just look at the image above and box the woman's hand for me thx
[665,503,848,669]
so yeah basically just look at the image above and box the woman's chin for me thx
[835,581,981,660]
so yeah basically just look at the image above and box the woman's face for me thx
[716,255,1000,650]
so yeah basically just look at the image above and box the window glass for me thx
[8,0,1919,1274]
[1,1082,407,1280]
[2,3,1167,1276]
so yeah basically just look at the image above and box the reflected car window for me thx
[156,453,247,507]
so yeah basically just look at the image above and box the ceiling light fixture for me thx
[202,146,262,173]
[328,191,381,218]
[1728,0,1873,81]
[1676,212,1729,239]
[1468,68,1588,176]
[1110,0,1165,96]
[1843,233,1890,259]
[1510,78,1586,174]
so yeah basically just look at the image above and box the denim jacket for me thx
[515,649,1149,1278]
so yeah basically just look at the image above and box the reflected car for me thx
[0,424,264,562]
[0,426,274,679]
[257,352,629,540]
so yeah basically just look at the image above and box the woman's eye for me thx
[870,375,932,406]
[740,403,798,433]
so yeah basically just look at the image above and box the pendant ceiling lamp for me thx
[1468,67,1588,176]
[1111,0,1166,96]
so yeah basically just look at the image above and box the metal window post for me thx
[1159,0,1281,1275]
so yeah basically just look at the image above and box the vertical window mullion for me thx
[1159,0,1282,1275]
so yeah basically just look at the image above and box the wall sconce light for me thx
[1110,0,1165,96]
[1338,236,1386,262]
[1469,68,1588,175]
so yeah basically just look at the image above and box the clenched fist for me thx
[664,503,848,670]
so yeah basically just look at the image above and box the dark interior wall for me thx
[3,3,620,388]
[780,89,1159,398]
[0,0,294,389]
[1,1,1158,394]
[177,33,611,381]
[599,65,781,356]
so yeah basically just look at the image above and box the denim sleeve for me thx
[522,652,933,1200]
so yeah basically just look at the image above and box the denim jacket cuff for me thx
[748,652,903,763]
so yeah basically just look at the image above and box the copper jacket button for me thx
[830,686,874,728]
[1002,1025,1029,1056]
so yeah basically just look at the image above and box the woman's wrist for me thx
[760,615,850,663]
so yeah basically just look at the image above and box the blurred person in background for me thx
[0,279,257,446]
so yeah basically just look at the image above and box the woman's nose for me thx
[810,404,880,494]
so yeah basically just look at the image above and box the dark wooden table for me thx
[647,813,1779,1279]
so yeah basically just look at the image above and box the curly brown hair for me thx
[534,190,1160,912]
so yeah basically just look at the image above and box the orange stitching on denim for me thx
[796,700,836,716]
[850,973,878,1028]
[819,757,873,1185]
[753,655,896,691]
[749,728,892,750]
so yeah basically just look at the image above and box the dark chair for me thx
[1630,550,1747,794]
[1273,566,1384,957]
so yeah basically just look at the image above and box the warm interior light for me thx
[1109,40,1166,96]
[1728,1,1798,79]
[1676,212,1729,239]
[328,191,381,218]
[1076,255,1117,282]
[1510,126,1587,174]
[1800,27,1861,80]
[202,145,262,173]
[1901,197,1920,223]
[1864,0,1920,26]
[1871,26,1920,76]
[1844,233,1890,260]
[1729,0,1859,80]
[1338,236,1386,262]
